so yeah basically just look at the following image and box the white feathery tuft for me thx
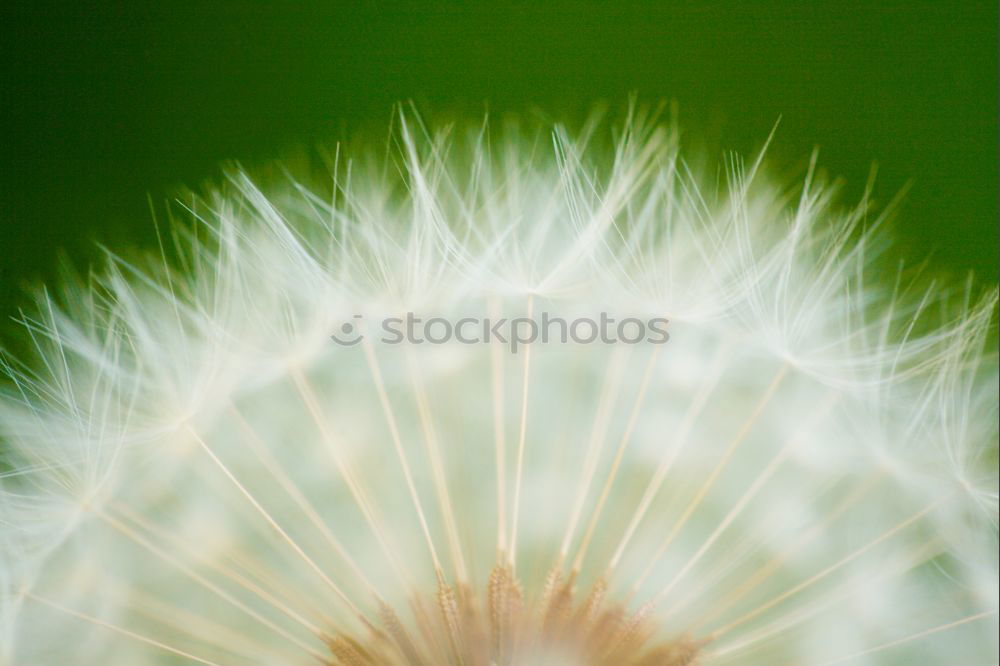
[1,105,997,665]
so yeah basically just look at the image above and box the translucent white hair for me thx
[1,105,996,665]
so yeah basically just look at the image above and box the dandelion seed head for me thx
[1,107,996,665]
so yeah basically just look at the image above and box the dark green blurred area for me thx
[1,1,996,322]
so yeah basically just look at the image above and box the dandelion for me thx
[1,105,997,665]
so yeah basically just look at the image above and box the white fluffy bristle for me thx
[1,107,996,665]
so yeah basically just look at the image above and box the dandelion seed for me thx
[1,106,997,665]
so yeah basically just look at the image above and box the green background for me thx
[2,2,996,322]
